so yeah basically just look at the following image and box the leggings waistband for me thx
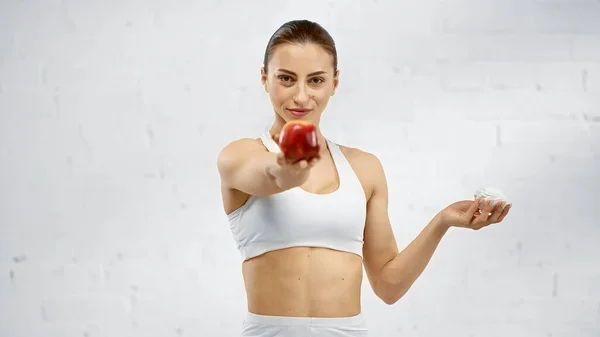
[244,312,366,328]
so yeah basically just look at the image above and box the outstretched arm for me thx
[217,138,318,197]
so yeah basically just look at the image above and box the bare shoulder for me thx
[338,145,386,199]
[218,137,265,157]
[216,137,265,173]
[339,145,382,169]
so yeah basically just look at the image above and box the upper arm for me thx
[217,138,255,186]
[361,153,399,293]
[216,138,280,196]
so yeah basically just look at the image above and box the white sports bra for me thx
[227,131,367,262]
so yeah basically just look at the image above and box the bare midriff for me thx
[242,246,363,318]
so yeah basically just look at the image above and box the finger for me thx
[487,201,505,223]
[307,157,319,168]
[276,152,286,166]
[497,204,512,222]
[474,200,492,225]
[295,160,308,170]
[473,201,503,230]
[465,199,481,219]
[474,222,493,230]
[271,133,280,144]
[483,199,493,214]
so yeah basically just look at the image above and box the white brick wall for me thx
[1,0,599,336]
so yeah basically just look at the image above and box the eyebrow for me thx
[277,69,328,76]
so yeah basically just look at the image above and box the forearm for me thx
[376,213,449,304]
[241,154,288,195]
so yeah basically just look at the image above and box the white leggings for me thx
[240,312,369,337]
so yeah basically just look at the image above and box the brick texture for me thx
[1,0,599,336]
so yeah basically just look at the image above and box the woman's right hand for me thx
[267,152,320,190]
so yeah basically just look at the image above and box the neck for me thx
[269,117,329,156]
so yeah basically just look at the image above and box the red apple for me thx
[277,120,320,163]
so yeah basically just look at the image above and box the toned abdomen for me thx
[242,247,363,317]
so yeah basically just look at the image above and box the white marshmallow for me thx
[474,187,511,209]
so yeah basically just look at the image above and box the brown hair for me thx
[263,20,338,74]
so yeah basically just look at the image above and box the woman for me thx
[217,19,511,337]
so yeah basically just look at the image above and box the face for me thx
[261,43,339,126]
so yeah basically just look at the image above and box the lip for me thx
[287,108,312,117]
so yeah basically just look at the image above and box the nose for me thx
[293,83,310,105]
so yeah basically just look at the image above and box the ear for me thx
[332,69,340,96]
[261,67,268,92]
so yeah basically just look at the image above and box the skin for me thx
[217,42,512,317]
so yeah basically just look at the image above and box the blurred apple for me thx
[276,120,320,163]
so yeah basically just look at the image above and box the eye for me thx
[309,77,325,84]
[277,75,293,83]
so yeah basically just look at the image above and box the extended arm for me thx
[217,137,320,197]
[217,138,286,197]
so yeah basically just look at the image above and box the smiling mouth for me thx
[287,108,312,116]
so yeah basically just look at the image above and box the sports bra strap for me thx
[325,139,344,159]
[260,131,281,153]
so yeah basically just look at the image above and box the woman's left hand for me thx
[439,198,512,230]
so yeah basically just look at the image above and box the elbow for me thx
[375,284,406,305]
[379,293,402,305]
[375,283,410,305]
[381,297,397,305]
[372,266,411,305]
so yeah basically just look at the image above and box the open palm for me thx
[441,198,511,230]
